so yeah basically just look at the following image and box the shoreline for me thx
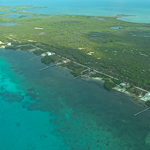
[84,76,147,106]
[1,46,149,107]
[0,8,149,106]
[1,44,148,109]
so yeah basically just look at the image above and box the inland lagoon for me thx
[0,48,150,150]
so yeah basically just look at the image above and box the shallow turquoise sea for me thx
[0,49,150,150]
[26,1,150,23]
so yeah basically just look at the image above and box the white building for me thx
[120,83,126,86]
[7,42,11,46]
[141,93,150,101]
[47,52,52,56]
[47,52,55,56]
[41,53,46,57]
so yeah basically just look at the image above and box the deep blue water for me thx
[0,49,150,150]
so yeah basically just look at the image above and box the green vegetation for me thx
[71,71,80,77]
[126,85,134,91]
[103,80,116,90]
[145,100,150,107]
[41,55,55,64]
[33,50,44,55]
[0,7,10,12]
[91,73,110,79]
[61,61,86,77]
[0,6,150,91]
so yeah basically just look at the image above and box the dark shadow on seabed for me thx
[0,49,150,150]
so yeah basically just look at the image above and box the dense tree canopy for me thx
[1,6,150,90]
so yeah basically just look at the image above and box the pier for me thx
[134,107,150,116]
[39,62,63,72]
[74,75,81,79]
[39,64,56,72]
[30,56,42,61]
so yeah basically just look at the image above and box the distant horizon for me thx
[1,0,150,6]
[0,0,150,23]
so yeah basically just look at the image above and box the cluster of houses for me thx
[62,59,69,63]
[118,82,150,101]
[41,51,70,64]
[1,42,150,103]
[119,82,130,88]
[0,41,11,48]
[141,93,150,101]
[115,82,129,92]
[41,52,55,57]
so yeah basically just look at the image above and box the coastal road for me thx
[134,86,149,93]
[93,69,119,81]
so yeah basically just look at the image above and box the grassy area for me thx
[1,6,150,90]
[103,80,116,90]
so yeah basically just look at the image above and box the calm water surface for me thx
[27,1,150,23]
[1,1,150,149]
[0,48,150,150]
[1,0,150,23]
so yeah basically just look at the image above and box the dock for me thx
[39,64,56,72]
[39,62,63,72]
[134,107,150,116]
[30,56,42,61]
[74,75,81,79]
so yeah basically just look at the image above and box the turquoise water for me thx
[26,1,150,23]
[0,22,21,26]
[26,6,150,23]
[3,13,32,18]
[1,1,150,149]
[0,11,11,15]
[1,1,150,23]
[0,48,150,149]
[110,26,122,30]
